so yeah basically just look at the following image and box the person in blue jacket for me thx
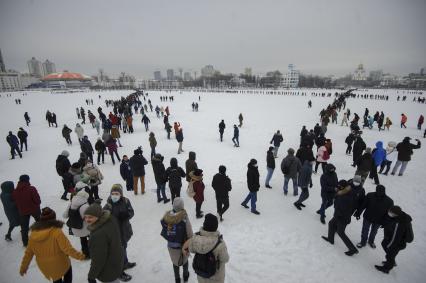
[6,131,22,159]
[369,141,386,185]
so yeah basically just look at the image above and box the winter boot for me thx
[375,265,389,274]
[345,249,359,256]
[356,242,366,248]
[293,203,302,210]
[321,236,334,245]
[119,272,132,282]
[5,234,12,241]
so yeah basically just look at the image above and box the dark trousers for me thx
[157,183,167,201]
[295,187,309,204]
[196,202,203,217]
[97,151,105,164]
[173,262,189,280]
[379,160,392,175]
[318,195,334,217]
[110,150,121,164]
[53,266,72,283]
[20,211,40,246]
[360,218,380,245]
[6,223,18,236]
[167,131,170,139]
[219,131,224,141]
[89,185,100,202]
[65,137,72,145]
[150,147,156,159]
[61,179,70,199]
[345,144,352,154]
[20,140,28,151]
[86,152,93,162]
[232,136,239,146]
[216,197,229,216]
[327,217,357,251]
[314,161,327,173]
[10,145,22,158]
[80,237,90,257]
[381,243,400,271]
[170,186,181,202]
[369,165,380,184]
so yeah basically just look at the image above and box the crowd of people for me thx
[1,88,423,283]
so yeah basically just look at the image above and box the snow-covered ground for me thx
[0,88,425,283]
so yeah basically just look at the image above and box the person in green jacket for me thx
[84,203,125,283]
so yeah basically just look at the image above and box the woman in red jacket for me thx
[190,169,205,219]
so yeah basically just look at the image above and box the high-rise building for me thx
[42,59,56,76]
[282,64,299,88]
[0,48,6,72]
[166,69,174,80]
[352,63,367,81]
[201,65,215,77]
[27,57,43,77]
[244,67,252,76]
[154,71,161,80]
[0,72,21,91]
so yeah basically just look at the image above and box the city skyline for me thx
[1,0,425,79]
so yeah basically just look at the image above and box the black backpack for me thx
[66,203,86,229]
[192,234,222,278]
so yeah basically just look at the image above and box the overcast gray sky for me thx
[1,0,425,79]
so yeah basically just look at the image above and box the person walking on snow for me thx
[294,160,313,210]
[281,148,302,195]
[75,123,84,142]
[390,137,421,176]
[212,165,232,222]
[17,127,28,152]
[219,120,226,142]
[417,114,424,130]
[62,125,72,145]
[232,125,239,147]
[400,113,407,128]
[6,131,22,159]
[265,147,275,189]
[141,114,151,132]
[151,154,170,203]
[270,130,284,157]
[129,147,148,195]
[24,112,31,126]
[238,113,243,127]
[241,159,260,215]
[190,169,205,219]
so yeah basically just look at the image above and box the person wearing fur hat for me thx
[12,175,41,246]
[212,166,232,222]
[161,197,193,283]
[391,137,421,176]
[265,146,275,189]
[103,184,135,281]
[354,185,394,249]
[166,158,186,202]
[151,153,170,203]
[182,214,229,283]
[83,161,104,201]
[241,159,260,215]
[19,207,85,282]
[375,205,414,273]
[84,203,124,283]
[1,181,20,241]
[129,147,148,195]
[379,141,397,175]
[322,180,358,256]
[190,169,205,219]
[63,190,91,258]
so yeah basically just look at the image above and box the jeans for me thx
[157,183,167,201]
[345,144,352,154]
[10,145,22,159]
[273,146,279,157]
[173,262,189,281]
[53,266,72,283]
[20,140,28,151]
[242,192,257,212]
[391,160,408,175]
[318,195,334,217]
[144,123,149,131]
[151,146,156,159]
[360,218,380,245]
[97,151,105,164]
[216,197,229,216]
[20,211,40,246]
[178,142,183,154]
[232,136,239,146]
[283,177,298,195]
[327,217,357,251]
[196,202,203,217]
[314,161,327,173]
[265,167,274,186]
[295,187,309,204]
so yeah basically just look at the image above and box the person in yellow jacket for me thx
[19,207,85,283]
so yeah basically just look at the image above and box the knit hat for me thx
[203,213,218,232]
[40,207,56,221]
[338,179,348,188]
[287,148,295,155]
[173,197,184,212]
[84,203,103,218]
[111,184,123,195]
[193,169,203,177]
[389,205,402,216]
[268,146,274,151]
[61,150,70,157]
[353,175,362,186]
[249,158,257,165]
[19,174,30,183]
[219,165,226,174]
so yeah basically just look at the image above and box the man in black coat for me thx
[296,143,315,165]
[165,158,186,202]
[17,127,28,152]
[318,164,338,224]
[352,136,366,166]
[270,130,284,158]
[80,136,94,162]
[355,185,393,249]
[56,150,72,200]
[6,131,22,159]
[265,147,275,188]
[355,148,373,185]
[375,206,414,274]
[151,154,170,203]
[212,165,232,221]
[95,138,106,165]
[120,155,133,192]
[241,159,260,215]
[129,148,148,195]
[218,120,226,142]
[391,137,421,176]
[322,180,358,256]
